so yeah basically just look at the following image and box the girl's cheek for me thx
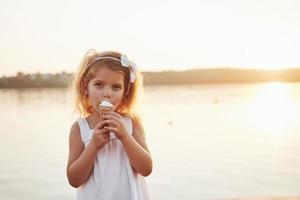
[113,92,122,101]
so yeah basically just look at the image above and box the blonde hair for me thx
[70,49,144,120]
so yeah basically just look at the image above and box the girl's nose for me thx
[103,87,112,98]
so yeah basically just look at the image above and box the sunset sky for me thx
[1,0,300,76]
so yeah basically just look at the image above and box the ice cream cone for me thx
[99,100,116,139]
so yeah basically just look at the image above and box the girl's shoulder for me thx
[120,113,143,130]
[126,113,145,132]
[121,113,131,119]
[70,117,89,135]
[68,120,83,144]
[121,114,134,128]
[70,120,80,132]
[121,113,141,123]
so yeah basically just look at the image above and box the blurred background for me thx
[0,0,300,199]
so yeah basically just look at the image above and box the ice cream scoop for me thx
[99,100,114,112]
[99,100,116,139]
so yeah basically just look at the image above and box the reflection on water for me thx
[0,83,300,200]
[0,88,69,106]
[248,82,299,136]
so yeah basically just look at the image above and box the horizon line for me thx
[1,66,300,77]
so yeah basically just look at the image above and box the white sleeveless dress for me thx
[76,116,150,200]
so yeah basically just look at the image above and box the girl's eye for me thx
[113,86,122,90]
[94,83,104,87]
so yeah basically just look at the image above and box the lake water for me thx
[0,82,300,200]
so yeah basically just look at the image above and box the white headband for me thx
[89,54,137,83]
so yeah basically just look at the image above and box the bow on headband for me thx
[120,54,137,83]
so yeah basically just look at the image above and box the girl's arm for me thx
[66,122,98,188]
[120,117,153,177]
[66,121,110,188]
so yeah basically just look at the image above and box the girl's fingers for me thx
[102,119,118,128]
[102,132,110,138]
[94,128,109,136]
[96,132,110,142]
[103,114,120,123]
[94,120,107,130]
[104,126,117,132]
[104,111,122,120]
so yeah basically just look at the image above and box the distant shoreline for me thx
[0,68,300,88]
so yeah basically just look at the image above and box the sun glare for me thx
[248,82,297,136]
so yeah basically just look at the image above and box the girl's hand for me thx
[102,111,129,141]
[90,121,111,150]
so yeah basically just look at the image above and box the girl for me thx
[67,49,152,200]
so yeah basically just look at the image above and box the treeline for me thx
[1,68,300,88]
[0,72,72,88]
[143,68,300,85]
